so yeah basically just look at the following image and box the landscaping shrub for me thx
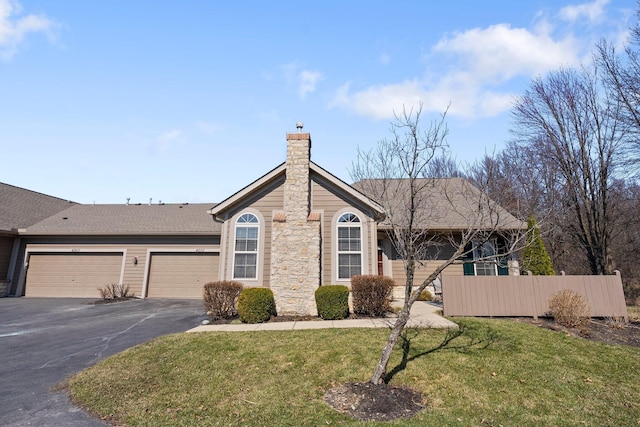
[315,285,349,320]
[237,288,276,323]
[521,215,555,275]
[351,275,394,317]
[98,283,134,300]
[548,289,591,328]
[203,281,243,320]
[417,289,433,301]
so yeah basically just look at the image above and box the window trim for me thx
[232,213,259,280]
[336,212,363,280]
[472,239,498,276]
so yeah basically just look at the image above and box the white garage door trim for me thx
[16,247,127,297]
[141,248,220,298]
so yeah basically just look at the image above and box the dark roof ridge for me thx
[0,182,76,204]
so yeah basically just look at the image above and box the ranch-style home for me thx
[1,129,522,315]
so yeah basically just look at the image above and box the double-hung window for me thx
[337,213,362,279]
[233,213,259,279]
[472,239,498,276]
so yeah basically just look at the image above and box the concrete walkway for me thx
[187,301,457,332]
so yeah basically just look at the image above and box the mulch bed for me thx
[204,312,391,324]
[323,382,424,421]
[512,317,640,348]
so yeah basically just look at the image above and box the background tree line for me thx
[431,7,640,302]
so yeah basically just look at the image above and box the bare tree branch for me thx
[351,103,526,385]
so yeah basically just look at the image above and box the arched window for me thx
[233,213,259,279]
[337,213,362,279]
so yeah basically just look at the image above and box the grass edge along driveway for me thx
[70,318,640,426]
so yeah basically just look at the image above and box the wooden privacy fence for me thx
[442,272,627,320]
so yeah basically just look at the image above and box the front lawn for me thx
[70,318,640,426]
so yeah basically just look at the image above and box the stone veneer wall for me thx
[269,133,321,316]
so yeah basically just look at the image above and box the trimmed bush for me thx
[548,289,591,328]
[351,275,394,317]
[237,288,276,324]
[203,281,243,320]
[315,285,349,320]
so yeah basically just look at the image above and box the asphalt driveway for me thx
[0,298,207,426]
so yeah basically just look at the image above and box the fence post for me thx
[527,273,538,320]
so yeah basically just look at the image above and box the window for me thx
[472,240,497,276]
[233,213,259,279]
[463,239,510,276]
[337,213,362,279]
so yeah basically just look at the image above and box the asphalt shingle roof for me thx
[0,182,76,232]
[23,203,221,235]
[353,177,524,231]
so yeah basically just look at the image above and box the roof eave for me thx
[309,162,385,217]
[209,163,287,219]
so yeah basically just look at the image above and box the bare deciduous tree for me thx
[597,9,640,172]
[511,65,629,275]
[352,104,526,385]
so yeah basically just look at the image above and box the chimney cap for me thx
[296,121,304,132]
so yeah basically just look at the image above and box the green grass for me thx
[70,318,640,426]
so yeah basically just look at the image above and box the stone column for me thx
[270,132,321,316]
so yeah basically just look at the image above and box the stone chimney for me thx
[269,130,321,316]
[283,132,311,222]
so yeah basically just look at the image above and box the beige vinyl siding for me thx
[222,177,285,287]
[311,174,376,284]
[122,246,148,294]
[0,236,13,280]
[391,260,464,287]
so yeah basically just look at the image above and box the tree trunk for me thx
[370,307,410,385]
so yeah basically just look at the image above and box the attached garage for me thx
[25,252,124,298]
[146,252,219,298]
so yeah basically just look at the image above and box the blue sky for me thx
[1,0,636,204]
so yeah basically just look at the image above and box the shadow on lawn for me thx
[385,322,502,383]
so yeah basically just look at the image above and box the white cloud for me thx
[298,70,323,99]
[331,80,430,120]
[330,5,601,120]
[282,61,323,99]
[0,0,56,60]
[559,0,609,23]
[434,24,580,80]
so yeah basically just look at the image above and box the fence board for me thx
[442,273,627,320]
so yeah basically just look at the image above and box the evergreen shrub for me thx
[315,285,349,320]
[237,288,276,323]
[522,215,555,275]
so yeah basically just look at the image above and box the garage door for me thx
[25,252,123,298]
[147,252,219,298]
